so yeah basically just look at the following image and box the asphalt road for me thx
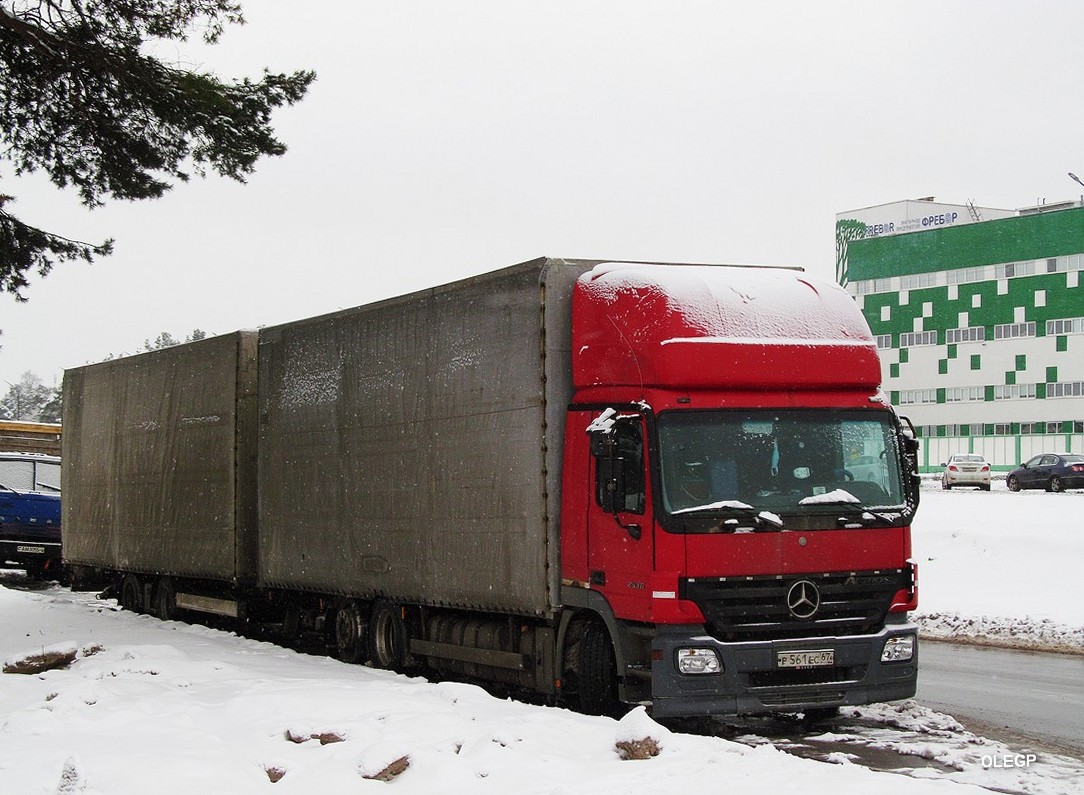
[916,639,1084,755]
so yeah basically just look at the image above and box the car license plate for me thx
[16,545,46,554]
[777,649,835,668]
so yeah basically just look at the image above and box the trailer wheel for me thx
[369,599,407,671]
[334,600,369,664]
[153,577,176,620]
[578,621,620,716]
[120,574,143,613]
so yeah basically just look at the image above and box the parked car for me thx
[1006,453,1084,493]
[940,453,991,490]
[846,453,888,488]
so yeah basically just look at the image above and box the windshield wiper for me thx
[673,501,784,531]
[798,489,861,506]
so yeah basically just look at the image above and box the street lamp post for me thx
[1069,172,1084,199]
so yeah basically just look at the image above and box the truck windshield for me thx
[657,409,909,529]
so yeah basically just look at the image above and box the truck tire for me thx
[152,577,176,621]
[368,599,407,671]
[334,600,369,664]
[120,574,143,613]
[578,622,620,716]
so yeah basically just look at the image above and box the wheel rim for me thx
[334,601,367,663]
[1051,477,1062,492]
[370,602,404,669]
[1007,476,1019,491]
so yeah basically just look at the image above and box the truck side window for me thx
[593,418,646,514]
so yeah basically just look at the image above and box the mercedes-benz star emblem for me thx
[786,579,821,619]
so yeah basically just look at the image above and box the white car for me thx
[846,454,888,489]
[941,453,991,490]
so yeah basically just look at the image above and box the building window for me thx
[899,330,938,347]
[996,261,1037,279]
[945,386,984,402]
[993,423,1011,435]
[993,383,1037,400]
[901,271,939,290]
[945,326,986,344]
[875,334,892,349]
[1048,381,1084,397]
[855,277,893,295]
[1048,317,1084,335]
[1020,422,1042,434]
[899,389,937,405]
[993,322,1036,340]
[947,266,987,285]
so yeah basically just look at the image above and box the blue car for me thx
[1006,453,1084,493]
[0,452,62,579]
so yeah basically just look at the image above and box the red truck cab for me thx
[560,263,919,716]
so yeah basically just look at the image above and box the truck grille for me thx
[680,569,909,642]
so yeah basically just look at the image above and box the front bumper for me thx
[0,538,62,569]
[650,622,918,718]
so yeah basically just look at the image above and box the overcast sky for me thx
[4,1,1084,393]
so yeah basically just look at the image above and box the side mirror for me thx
[596,456,627,514]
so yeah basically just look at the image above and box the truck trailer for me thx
[62,257,920,717]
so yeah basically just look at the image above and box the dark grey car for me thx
[1006,453,1084,493]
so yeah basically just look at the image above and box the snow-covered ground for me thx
[1,481,1081,794]
[912,479,1084,654]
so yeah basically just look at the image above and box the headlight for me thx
[881,635,915,662]
[676,647,722,674]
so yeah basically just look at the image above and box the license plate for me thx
[777,649,835,668]
[16,545,46,554]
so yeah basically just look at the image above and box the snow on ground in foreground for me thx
[0,584,1033,795]
[1,482,1081,793]
[911,481,1084,654]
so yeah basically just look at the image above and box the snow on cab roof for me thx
[581,262,873,346]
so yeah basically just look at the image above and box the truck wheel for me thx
[153,577,176,620]
[334,600,369,664]
[369,599,407,670]
[578,622,621,716]
[24,561,46,581]
[120,574,143,613]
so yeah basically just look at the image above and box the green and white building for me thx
[837,198,1084,472]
